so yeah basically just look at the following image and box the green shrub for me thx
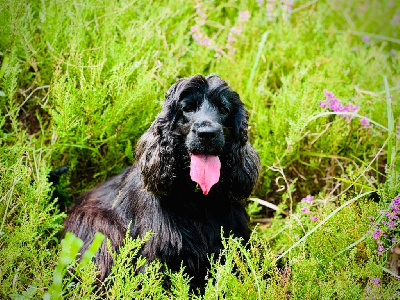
[1,0,399,298]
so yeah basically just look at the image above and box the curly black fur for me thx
[63,74,260,290]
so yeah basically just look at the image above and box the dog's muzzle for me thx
[186,119,225,155]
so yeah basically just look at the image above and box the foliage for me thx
[1,0,399,298]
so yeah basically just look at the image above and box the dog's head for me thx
[136,74,259,197]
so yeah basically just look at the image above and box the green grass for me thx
[1,0,399,298]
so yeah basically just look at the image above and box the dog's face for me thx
[167,74,245,157]
[179,85,229,156]
[136,74,258,196]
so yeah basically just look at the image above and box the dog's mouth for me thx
[189,153,221,195]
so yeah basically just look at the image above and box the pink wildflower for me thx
[238,11,250,22]
[195,5,208,20]
[199,37,211,47]
[310,216,318,221]
[265,0,278,21]
[227,32,236,43]
[370,195,400,257]
[302,195,314,203]
[361,115,372,128]
[362,36,370,43]
[371,278,380,286]
[323,89,335,99]
[372,229,381,240]
[320,90,360,122]
[227,47,236,56]
[391,14,400,26]
[397,123,400,138]
[213,48,223,58]
[222,11,250,57]
[256,0,265,7]
[230,27,242,36]
[301,207,309,214]
[329,98,343,112]
[346,102,360,113]
[319,100,329,108]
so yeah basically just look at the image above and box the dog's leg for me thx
[63,206,126,281]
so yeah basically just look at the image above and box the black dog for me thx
[63,74,260,290]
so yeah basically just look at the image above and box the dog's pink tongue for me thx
[190,154,221,195]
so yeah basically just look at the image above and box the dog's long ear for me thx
[135,80,185,195]
[228,98,260,199]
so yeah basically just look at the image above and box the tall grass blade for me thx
[305,112,389,132]
[383,75,395,168]
[247,31,269,119]
[334,30,400,44]
[382,267,400,280]
[247,31,269,94]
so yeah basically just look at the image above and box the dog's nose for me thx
[196,126,219,140]
[192,120,222,141]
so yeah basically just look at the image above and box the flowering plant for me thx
[368,195,400,257]
[319,89,377,130]
[300,195,318,221]
[190,1,250,58]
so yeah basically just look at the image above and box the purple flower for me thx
[371,278,380,286]
[372,229,381,240]
[361,115,372,128]
[265,1,279,21]
[391,14,400,26]
[387,219,395,229]
[227,47,236,56]
[266,3,274,12]
[329,98,343,112]
[319,100,329,108]
[302,195,314,203]
[199,37,211,47]
[256,0,265,7]
[310,216,318,221]
[368,216,374,220]
[301,207,309,214]
[346,102,360,113]
[391,49,397,55]
[323,89,335,99]
[370,195,400,257]
[214,48,224,58]
[195,7,208,20]
[230,27,242,36]
[397,123,400,138]
[238,11,250,23]
[320,90,361,122]
[362,36,370,43]
[227,32,236,43]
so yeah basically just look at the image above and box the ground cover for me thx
[0,0,399,298]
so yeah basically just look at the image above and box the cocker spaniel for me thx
[63,74,260,290]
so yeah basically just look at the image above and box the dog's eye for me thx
[182,105,196,113]
[219,106,229,115]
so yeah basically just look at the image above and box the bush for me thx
[1,0,399,298]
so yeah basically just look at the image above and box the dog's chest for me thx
[138,205,225,267]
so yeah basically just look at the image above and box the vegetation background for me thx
[0,0,399,298]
